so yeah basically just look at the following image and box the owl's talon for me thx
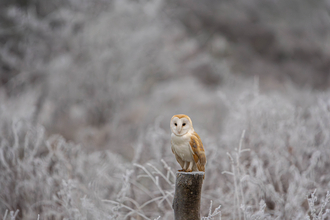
[186,169,192,172]
[178,169,186,172]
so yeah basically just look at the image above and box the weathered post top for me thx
[172,171,204,220]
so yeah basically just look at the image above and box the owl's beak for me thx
[177,125,182,134]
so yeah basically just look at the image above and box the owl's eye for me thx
[182,123,186,126]
[174,123,177,126]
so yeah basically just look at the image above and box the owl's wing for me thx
[189,132,206,172]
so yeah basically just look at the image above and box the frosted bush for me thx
[0,117,124,220]
[306,190,330,220]
[2,89,330,219]
[209,89,330,219]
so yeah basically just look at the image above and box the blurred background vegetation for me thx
[1,0,330,219]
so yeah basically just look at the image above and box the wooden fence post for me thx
[172,171,204,220]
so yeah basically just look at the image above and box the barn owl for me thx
[170,114,206,174]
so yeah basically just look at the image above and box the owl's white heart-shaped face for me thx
[170,115,193,136]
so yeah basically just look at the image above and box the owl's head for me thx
[170,114,194,136]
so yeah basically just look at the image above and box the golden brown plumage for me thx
[189,132,206,172]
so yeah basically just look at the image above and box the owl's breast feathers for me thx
[171,133,194,162]
[189,132,206,172]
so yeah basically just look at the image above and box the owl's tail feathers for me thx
[197,152,206,171]
[197,152,206,182]
[197,162,206,180]
[197,162,205,172]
